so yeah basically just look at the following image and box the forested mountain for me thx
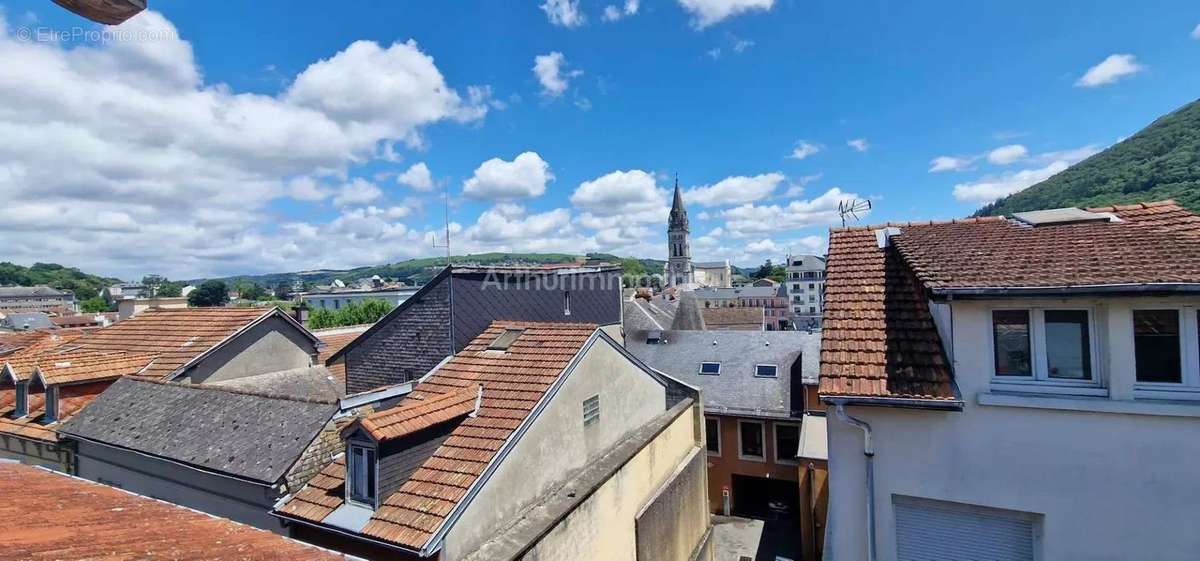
[976,99,1200,217]
[0,262,120,300]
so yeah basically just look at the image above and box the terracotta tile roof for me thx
[3,350,156,385]
[0,462,352,560]
[0,381,111,442]
[819,200,1200,402]
[360,384,480,442]
[66,307,272,379]
[315,325,370,390]
[0,329,86,357]
[891,201,1200,291]
[278,321,598,551]
[819,227,957,401]
[701,307,764,330]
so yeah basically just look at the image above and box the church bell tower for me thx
[667,177,694,287]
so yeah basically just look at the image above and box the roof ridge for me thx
[122,376,337,405]
[831,215,1007,233]
[1086,198,1179,213]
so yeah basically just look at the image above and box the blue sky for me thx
[2,1,1198,279]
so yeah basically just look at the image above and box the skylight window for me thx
[699,362,721,375]
[488,328,525,351]
[755,364,779,378]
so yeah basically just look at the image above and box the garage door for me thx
[894,496,1036,561]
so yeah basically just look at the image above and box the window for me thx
[774,423,800,464]
[992,310,1031,376]
[563,290,571,316]
[738,420,765,460]
[705,417,721,455]
[42,386,58,424]
[1134,310,1182,383]
[809,283,815,290]
[755,364,778,378]
[488,328,524,351]
[583,395,600,426]
[699,362,721,375]
[991,308,1102,394]
[347,444,377,506]
[334,299,340,310]
[809,307,816,314]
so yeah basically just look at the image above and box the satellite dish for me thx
[51,0,146,25]
[838,198,872,227]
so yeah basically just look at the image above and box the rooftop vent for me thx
[645,330,663,344]
[1012,207,1118,227]
[488,328,525,351]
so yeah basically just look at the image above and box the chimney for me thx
[293,302,310,326]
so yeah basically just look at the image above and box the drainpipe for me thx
[834,402,876,561]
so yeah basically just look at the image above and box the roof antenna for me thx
[838,198,872,228]
[432,180,452,267]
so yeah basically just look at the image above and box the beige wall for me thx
[443,337,668,559]
[184,315,317,384]
[513,404,710,561]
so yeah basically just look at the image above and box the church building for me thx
[666,180,731,289]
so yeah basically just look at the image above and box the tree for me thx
[754,259,775,280]
[188,280,230,307]
[273,282,293,301]
[156,282,183,297]
[307,299,392,329]
[80,297,109,313]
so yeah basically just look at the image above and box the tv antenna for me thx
[838,198,872,228]
[431,181,452,267]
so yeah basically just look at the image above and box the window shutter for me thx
[895,498,1035,561]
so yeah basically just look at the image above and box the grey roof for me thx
[670,294,706,331]
[0,286,69,298]
[624,329,820,418]
[211,365,344,401]
[692,286,778,299]
[61,378,337,484]
[3,312,54,330]
[733,286,779,299]
[693,261,728,269]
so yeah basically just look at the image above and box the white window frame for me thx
[988,306,1106,396]
[737,419,765,462]
[773,422,800,465]
[699,362,721,376]
[1133,306,1200,400]
[754,364,779,378]
[705,416,721,457]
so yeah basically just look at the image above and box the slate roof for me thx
[278,321,598,551]
[211,365,344,402]
[625,329,819,418]
[0,462,352,561]
[701,307,764,330]
[61,378,337,484]
[818,200,1200,403]
[2,312,54,330]
[64,307,281,379]
[0,286,69,297]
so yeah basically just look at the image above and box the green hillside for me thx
[0,262,120,300]
[975,98,1200,217]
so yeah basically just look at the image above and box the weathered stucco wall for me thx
[0,435,71,472]
[443,338,668,559]
[826,296,1200,561]
[512,404,709,561]
[73,440,286,533]
[185,315,316,384]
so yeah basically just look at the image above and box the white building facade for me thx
[785,254,824,325]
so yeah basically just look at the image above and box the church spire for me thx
[668,175,689,232]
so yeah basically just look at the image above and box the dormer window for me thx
[12,381,28,418]
[42,385,59,424]
[347,443,377,507]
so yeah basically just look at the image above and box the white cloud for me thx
[847,138,870,152]
[533,52,582,98]
[952,161,1069,203]
[462,204,588,253]
[677,0,775,28]
[1075,54,1144,88]
[0,11,491,278]
[722,187,862,236]
[571,169,666,217]
[686,173,785,207]
[986,144,1028,165]
[929,156,975,172]
[602,0,640,21]
[332,178,384,207]
[707,48,723,60]
[396,162,435,191]
[745,238,780,253]
[781,173,822,198]
[1035,144,1102,164]
[1191,23,1200,40]
[788,140,822,160]
[733,38,755,53]
[540,0,586,28]
[462,152,554,200]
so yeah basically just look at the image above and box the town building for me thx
[0,311,55,331]
[116,295,189,320]
[784,254,825,328]
[624,329,822,520]
[694,260,733,288]
[300,285,421,311]
[276,321,712,561]
[0,286,76,313]
[101,282,148,303]
[0,462,355,561]
[820,201,1200,561]
[0,307,321,471]
[327,265,623,394]
[666,180,695,287]
[689,285,792,330]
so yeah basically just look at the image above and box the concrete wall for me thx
[185,315,316,384]
[443,338,668,559]
[704,414,799,514]
[512,404,709,561]
[826,296,1200,561]
[74,440,286,532]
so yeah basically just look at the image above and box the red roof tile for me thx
[0,381,111,442]
[0,462,351,560]
[279,321,598,550]
[360,384,480,442]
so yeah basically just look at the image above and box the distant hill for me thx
[195,252,668,288]
[0,262,120,300]
[975,98,1200,217]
